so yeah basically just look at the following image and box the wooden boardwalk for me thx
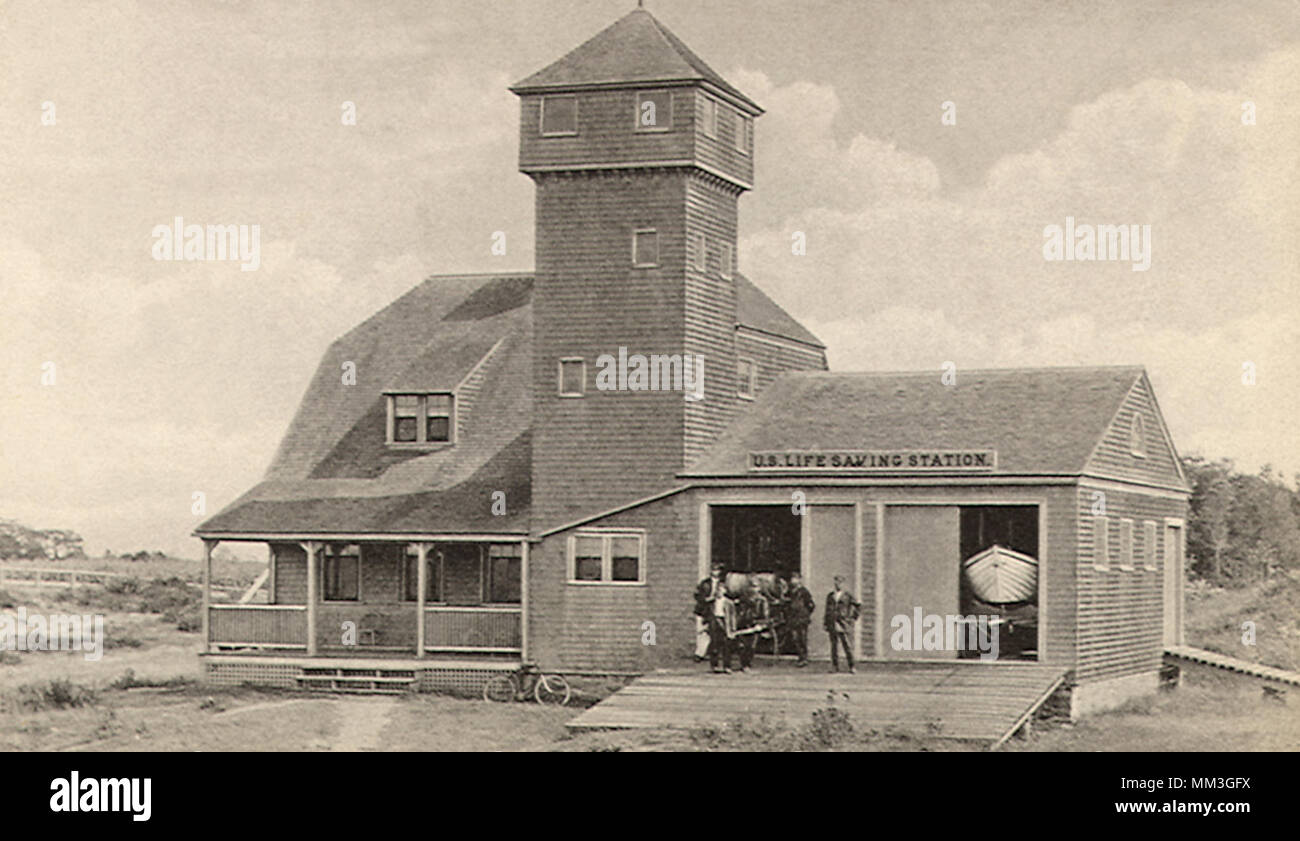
[1165,645,1300,687]
[568,660,1069,745]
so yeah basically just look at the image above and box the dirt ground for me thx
[1,579,1297,752]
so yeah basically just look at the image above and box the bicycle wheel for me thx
[534,673,571,706]
[483,673,517,703]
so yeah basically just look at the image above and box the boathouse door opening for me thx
[709,505,801,655]
[958,505,1039,661]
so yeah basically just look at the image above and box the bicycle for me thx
[482,664,571,706]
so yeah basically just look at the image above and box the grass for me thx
[1184,570,1300,671]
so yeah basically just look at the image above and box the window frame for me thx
[736,356,757,400]
[322,543,362,603]
[634,89,673,133]
[386,393,456,448]
[694,233,708,272]
[701,95,719,139]
[566,529,646,586]
[1118,518,1135,571]
[735,111,751,155]
[400,545,442,604]
[1091,514,1110,572]
[1129,413,1147,458]
[486,543,523,604]
[718,240,733,279]
[632,228,659,268]
[1142,520,1159,572]
[558,357,586,398]
[539,94,578,137]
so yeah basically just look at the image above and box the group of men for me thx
[693,563,862,674]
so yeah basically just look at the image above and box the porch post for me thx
[415,543,430,659]
[303,541,320,657]
[201,539,215,654]
[520,539,529,662]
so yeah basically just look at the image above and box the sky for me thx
[1,0,1297,558]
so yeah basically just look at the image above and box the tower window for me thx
[736,113,751,154]
[694,234,707,272]
[633,229,659,267]
[558,358,586,397]
[737,357,757,399]
[635,90,672,132]
[702,96,719,139]
[540,95,577,136]
[387,393,455,446]
[719,241,733,279]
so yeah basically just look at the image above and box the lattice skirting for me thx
[204,660,301,689]
[202,659,507,695]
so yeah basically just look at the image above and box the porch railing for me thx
[424,605,522,653]
[209,604,307,649]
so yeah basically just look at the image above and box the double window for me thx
[387,393,453,445]
[568,530,645,584]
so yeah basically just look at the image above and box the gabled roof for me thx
[684,366,1157,477]
[735,273,824,348]
[510,8,762,114]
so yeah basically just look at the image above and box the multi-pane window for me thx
[1092,515,1110,570]
[323,544,360,601]
[635,90,672,132]
[568,531,645,584]
[633,229,659,267]
[737,357,756,399]
[401,545,441,602]
[541,94,577,136]
[487,544,523,603]
[388,394,454,445]
[558,358,585,396]
[719,241,733,279]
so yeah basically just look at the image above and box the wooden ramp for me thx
[568,661,1068,746]
[1165,645,1300,687]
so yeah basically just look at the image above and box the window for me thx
[635,90,672,132]
[1119,518,1134,570]
[1092,515,1110,570]
[387,393,454,446]
[487,544,522,603]
[694,233,707,272]
[736,113,751,154]
[1130,413,1146,457]
[558,358,585,397]
[737,357,756,399]
[323,544,360,601]
[540,94,577,136]
[568,530,645,584]
[719,241,733,279]
[401,545,440,602]
[633,229,659,267]
[702,95,719,139]
[1142,520,1158,571]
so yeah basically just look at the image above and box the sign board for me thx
[748,450,997,472]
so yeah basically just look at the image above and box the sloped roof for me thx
[197,268,819,536]
[511,8,762,114]
[684,366,1151,477]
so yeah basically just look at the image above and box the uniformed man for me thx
[736,577,770,672]
[784,571,815,667]
[824,574,861,673]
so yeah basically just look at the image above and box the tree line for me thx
[1183,456,1300,586]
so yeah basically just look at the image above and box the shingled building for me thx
[196,7,1188,715]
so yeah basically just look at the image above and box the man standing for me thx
[693,563,724,662]
[696,563,733,673]
[785,572,815,667]
[736,578,770,673]
[824,575,860,673]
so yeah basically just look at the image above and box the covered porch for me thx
[198,535,529,661]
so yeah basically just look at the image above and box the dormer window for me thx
[635,90,672,132]
[540,94,577,136]
[1129,413,1146,458]
[387,393,454,446]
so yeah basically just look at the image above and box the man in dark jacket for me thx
[695,563,733,673]
[736,578,770,672]
[824,575,860,673]
[785,572,815,667]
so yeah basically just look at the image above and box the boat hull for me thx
[963,544,1038,604]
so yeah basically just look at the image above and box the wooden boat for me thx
[962,544,1038,604]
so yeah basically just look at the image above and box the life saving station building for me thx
[196,8,1189,714]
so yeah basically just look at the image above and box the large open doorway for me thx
[710,505,802,656]
[958,505,1039,661]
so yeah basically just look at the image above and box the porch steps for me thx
[296,668,418,695]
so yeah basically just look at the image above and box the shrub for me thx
[12,678,97,711]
